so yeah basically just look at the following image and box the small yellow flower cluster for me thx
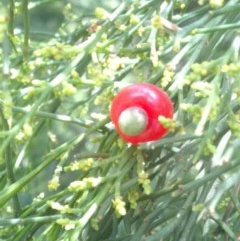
[191,81,213,98]
[160,65,176,87]
[48,166,62,191]
[62,3,73,19]
[53,81,77,97]
[218,195,230,210]
[15,123,33,141]
[33,43,80,61]
[228,114,240,137]
[57,218,76,231]
[209,0,225,9]
[158,115,176,132]
[87,64,106,86]
[27,58,47,72]
[127,187,139,209]
[31,79,46,87]
[221,62,240,77]
[175,1,186,10]
[10,68,31,84]
[129,15,140,25]
[182,61,217,86]
[151,15,164,30]
[22,87,37,100]
[1,92,13,120]
[114,19,127,32]
[71,69,94,87]
[94,7,110,20]
[192,203,205,212]
[180,103,203,123]
[94,87,113,106]
[138,171,152,195]
[48,201,72,214]
[112,197,127,217]
[106,55,129,72]
[191,62,209,76]
[68,177,102,192]
[203,138,217,155]
[64,158,94,172]
[48,176,60,191]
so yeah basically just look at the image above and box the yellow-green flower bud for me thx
[130,15,140,25]
[112,197,127,217]
[95,7,109,20]
[151,15,163,29]
[209,0,224,8]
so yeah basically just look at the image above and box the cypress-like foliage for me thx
[0,0,240,240]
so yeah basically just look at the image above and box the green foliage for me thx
[0,0,240,240]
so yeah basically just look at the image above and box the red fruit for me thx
[110,83,174,144]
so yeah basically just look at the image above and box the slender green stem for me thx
[22,0,29,60]
[178,187,213,241]
[0,215,61,225]
[172,159,240,197]
[0,90,50,156]
[0,110,21,216]
[73,152,110,159]
[134,192,196,241]
[11,105,90,128]
[28,0,63,9]
[70,186,110,240]
[2,33,10,81]
[8,0,15,35]
[1,23,21,216]
[209,3,240,16]
[193,22,240,34]
[0,20,109,155]
[0,118,109,207]
[210,212,238,240]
